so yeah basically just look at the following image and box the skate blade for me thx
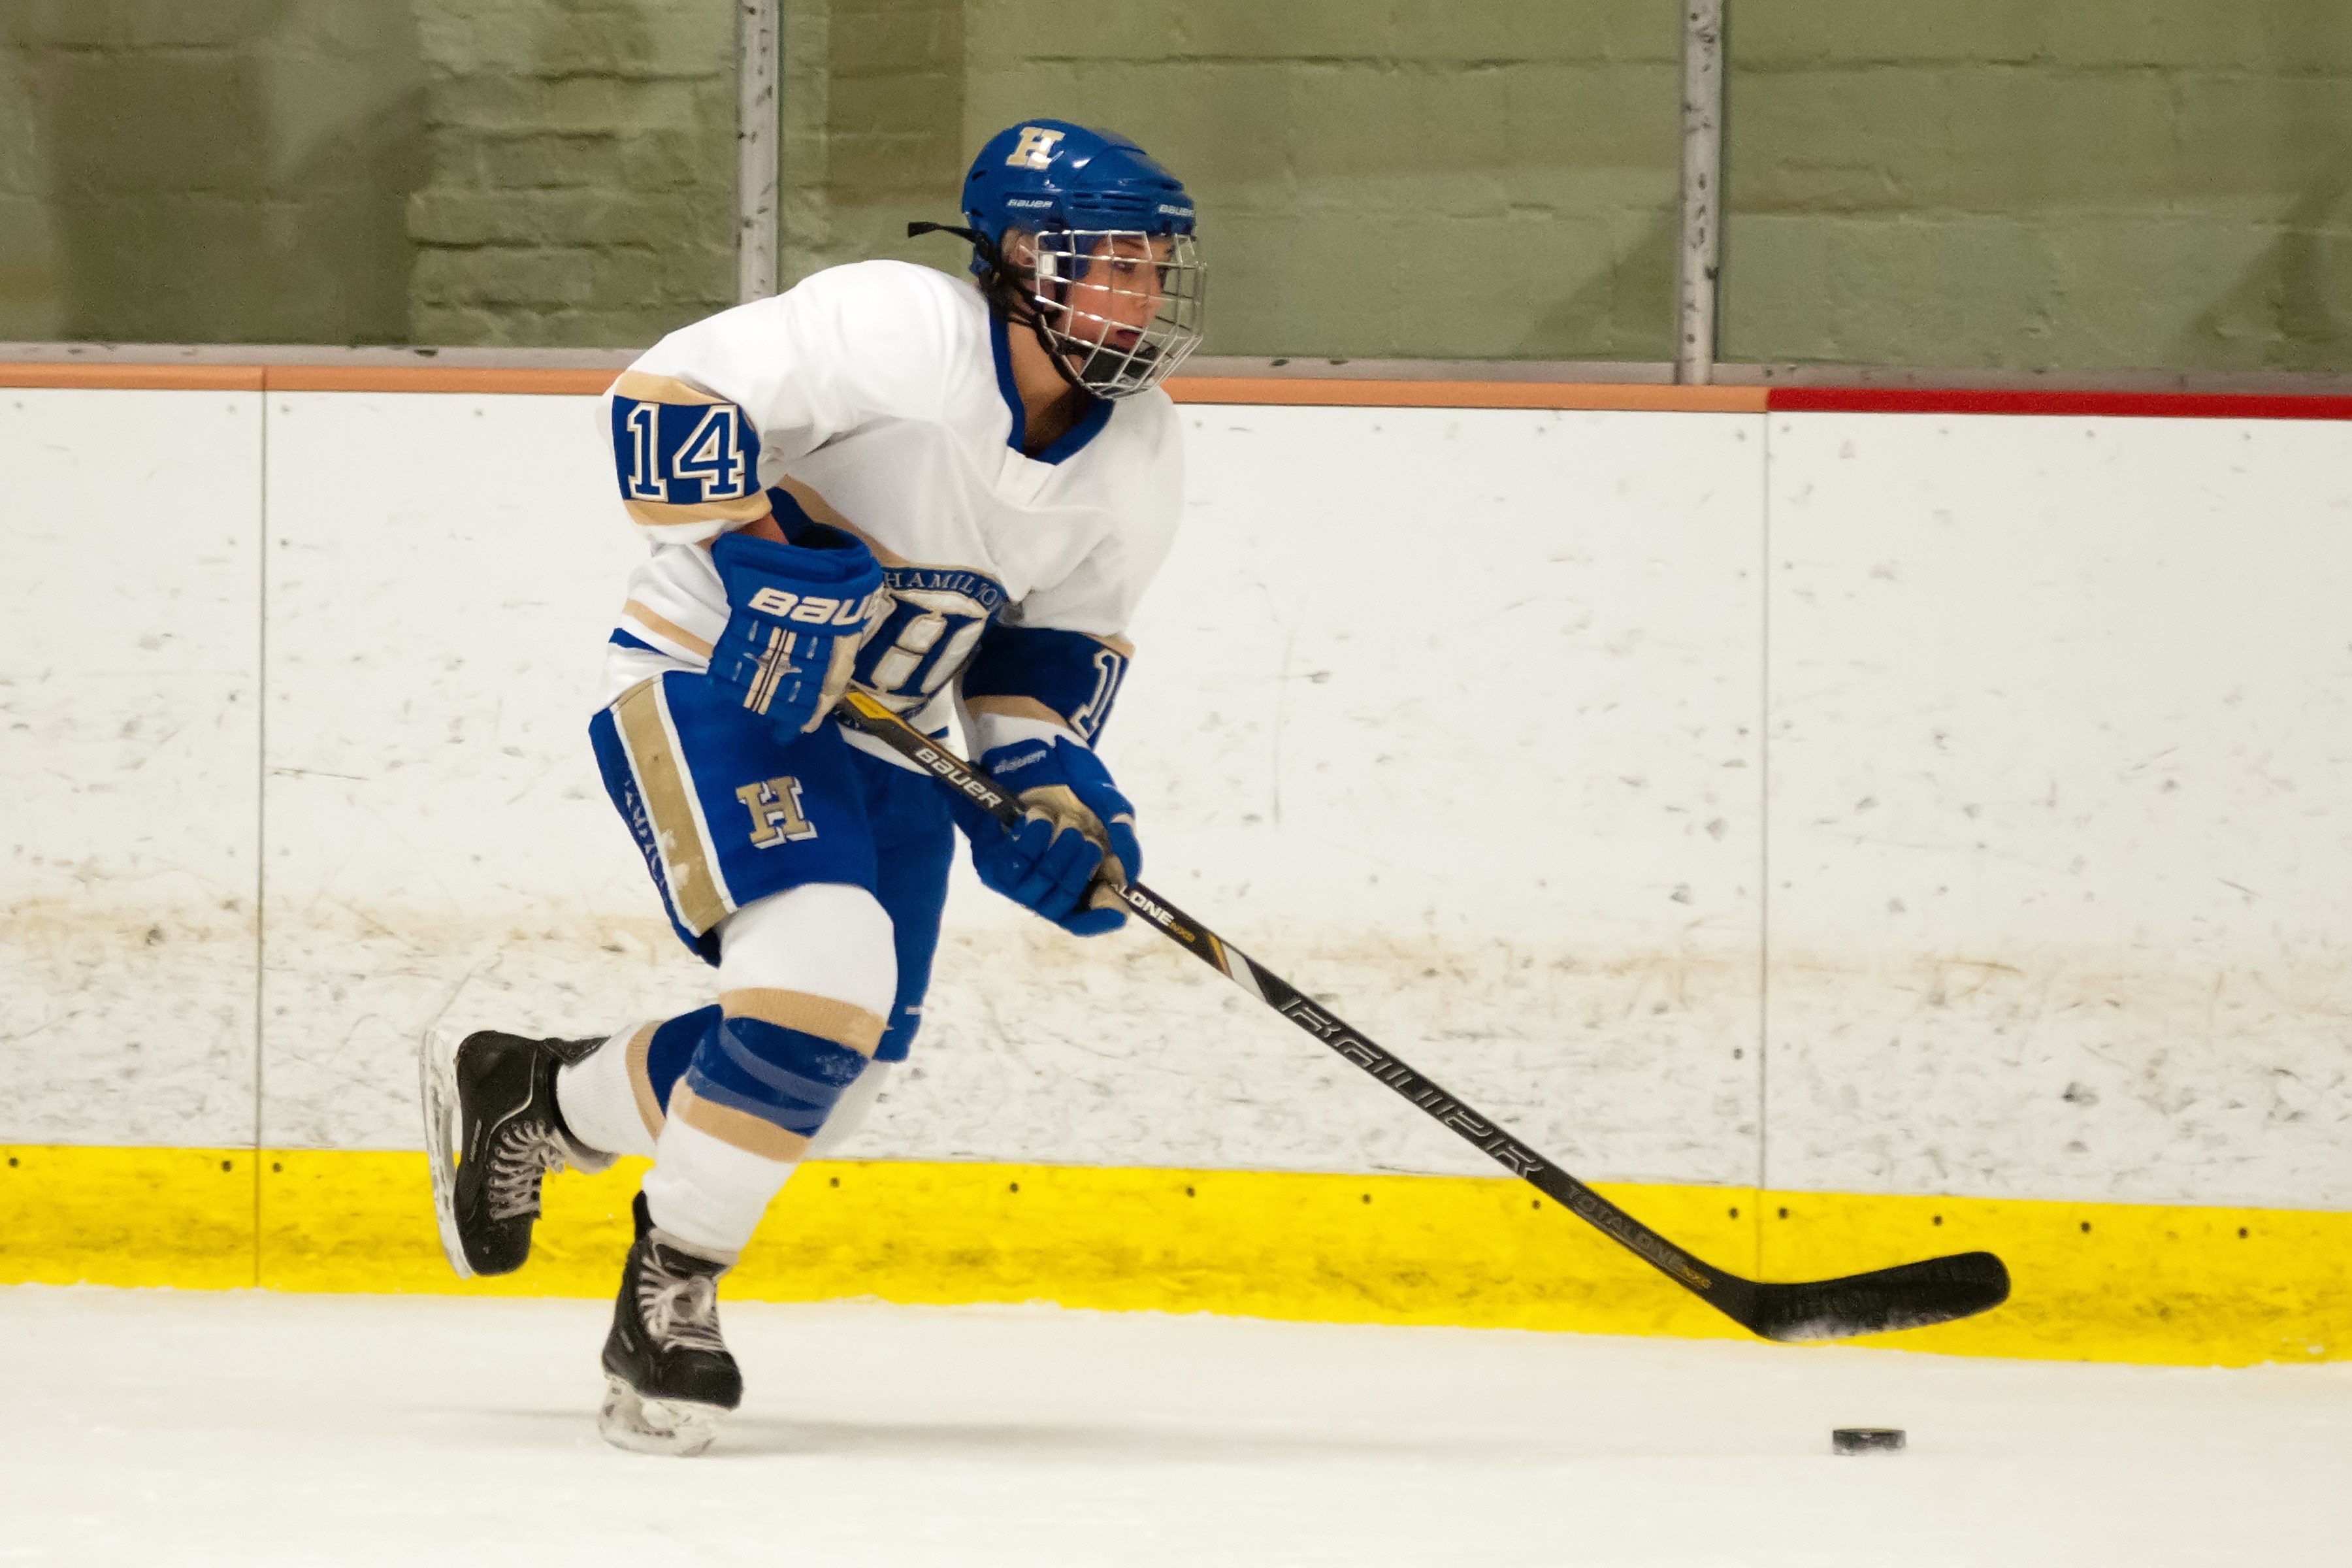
[599,1375,723,1458]
[417,1024,474,1281]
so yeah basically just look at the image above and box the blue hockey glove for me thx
[951,736,1142,937]
[707,524,887,739]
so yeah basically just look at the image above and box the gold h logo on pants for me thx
[737,777,816,847]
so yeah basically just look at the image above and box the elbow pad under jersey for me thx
[959,623,1132,745]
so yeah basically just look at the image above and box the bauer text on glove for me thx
[706,525,887,738]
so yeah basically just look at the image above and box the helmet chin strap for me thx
[907,221,1096,400]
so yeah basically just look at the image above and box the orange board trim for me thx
[0,364,618,396]
[263,365,623,395]
[0,363,267,391]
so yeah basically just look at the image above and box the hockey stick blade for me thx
[1727,1251,2011,1343]
[833,691,2014,1343]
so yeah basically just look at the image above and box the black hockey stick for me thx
[834,691,2010,1343]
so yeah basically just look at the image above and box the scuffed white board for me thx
[42,391,2352,1204]
[255,396,1769,1182]
[0,389,262,1145]
[1766,413,2352,1209]
[890,406,1769,1183]
[259,393,711,1150]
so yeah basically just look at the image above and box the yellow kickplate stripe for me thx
[0,1146,260,1290]
[1757,1187,2351,1366]
[3,1147,2347,1366]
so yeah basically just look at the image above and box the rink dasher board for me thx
[2,1145,2348,1369]
[5,382,2351,1363]
[0,388,263,1148]
[5,386,2349,1209]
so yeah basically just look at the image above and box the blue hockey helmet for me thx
[915,120,1205,400]
[960,120,1198,250]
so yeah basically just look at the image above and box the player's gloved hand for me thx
[707,524,887,738]
[951,736,1142,937]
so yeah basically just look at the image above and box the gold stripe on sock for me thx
[719,988,887,1057]
[669,1081,811,1162]
[625,1022,664,1141]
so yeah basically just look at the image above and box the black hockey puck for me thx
[1832,1427,1905,1455]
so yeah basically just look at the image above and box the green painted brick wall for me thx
[1724,3,2352,370]
[407,0,736,346]
[0,1,426,344]
[780,0,968,284]
[3,2,2348,372]
[952,2,1682,361]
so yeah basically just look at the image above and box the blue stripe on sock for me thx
[646,1005,721,1115]
[713,1019,859,1107]
[680,1015,870,1139]
[679,1065,831,1137]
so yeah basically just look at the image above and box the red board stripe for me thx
[1766,386,2352,421]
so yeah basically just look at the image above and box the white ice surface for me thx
[3,1287,2347,1567]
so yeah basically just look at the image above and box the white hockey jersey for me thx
[597,259,1184,768]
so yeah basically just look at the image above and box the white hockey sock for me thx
[804,1060,892,1160]
[555,1024,662,1160]
[640,1098,797,1258]
[630,883,898,1258]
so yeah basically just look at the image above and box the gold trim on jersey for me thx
[613,678,731,935]
[963,693,1079,732]
[612,370,733,407]
[668,1081,812,1161]
[719,988,887,1057]
[772,476,909,566]
[623,492,774,531]
[621,598,716,659]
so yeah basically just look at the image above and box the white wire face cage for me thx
[1026,230,1205,400]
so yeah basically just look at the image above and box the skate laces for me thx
[484,1120,570,1222]
[638,1255,727,1354]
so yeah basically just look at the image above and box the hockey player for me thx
[420,120,1204,1455]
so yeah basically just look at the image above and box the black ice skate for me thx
[419,1028,612,1279]
[599,1192,743,1457]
